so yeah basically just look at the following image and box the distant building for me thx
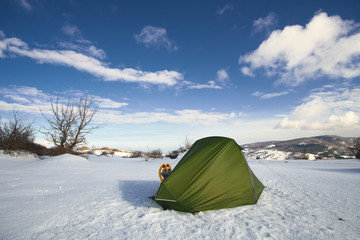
[113,149,132,157]
[305,153,316,160]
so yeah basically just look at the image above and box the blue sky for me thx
[1,0,360,151]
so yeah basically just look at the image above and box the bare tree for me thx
[348,137,360,159]
[0,111,35,153]
[41,96,101,151]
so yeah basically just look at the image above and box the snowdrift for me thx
[41,153,89,164]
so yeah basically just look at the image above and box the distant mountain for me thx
[242,135,355,160]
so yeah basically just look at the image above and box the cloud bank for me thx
[276,84,360,130]
[240,12,360,86]
[0,86,128,115]
[0,86,241,126]
[0,35,183,86]
[96,109,239,126]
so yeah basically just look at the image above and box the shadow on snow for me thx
[312,168,360,174]
[119,180,160,208]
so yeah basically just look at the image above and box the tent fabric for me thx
[154,136,264,212]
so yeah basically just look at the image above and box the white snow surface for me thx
[0,152,359,240]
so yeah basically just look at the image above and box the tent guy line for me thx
[258,160,345,221]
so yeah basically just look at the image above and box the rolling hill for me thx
[243,135,356,160]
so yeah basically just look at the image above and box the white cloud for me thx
[92,96,128,109]
[0,86,129,116]
[0,30,5,38]
[252,90,291,99]
[0,37,27,58]
[0,86,51,114]
[252,91,263,97]
[3,95,31,103]
[134,26,178,52]
[87,45,106,59]
[1,86,43,103]
[10,86,44,97]
[240,66,254,77]
[59,23,107,60]
[96,109,240,126]
[253,12,277,34]
[58,41,106,59]
[187,69,229,90]
[240,12,360,86]
[0,36,183,86]
[217,4,234,15]
[61,23,81,36]
[216,69,229,84]
[0,100,48,115]
[0,86,49,105]
[276,84,360,130]
[19,0,31,11]
[187,80,222,90]
[57,41,106,59]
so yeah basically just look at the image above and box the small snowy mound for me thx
[42,154,88,164]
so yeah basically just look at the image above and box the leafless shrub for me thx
[144,149,163,161]
[41,95,102,151]
[166,137,193,159]
[129,150,144,158]
[0,112,36,154]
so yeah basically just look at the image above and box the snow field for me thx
[0,152,359,239]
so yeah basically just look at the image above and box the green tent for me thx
[154,136,264,212]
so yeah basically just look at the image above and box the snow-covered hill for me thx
[0,152,359,239]
[243,135,355,160]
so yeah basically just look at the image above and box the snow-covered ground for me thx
[0,151,359,239]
